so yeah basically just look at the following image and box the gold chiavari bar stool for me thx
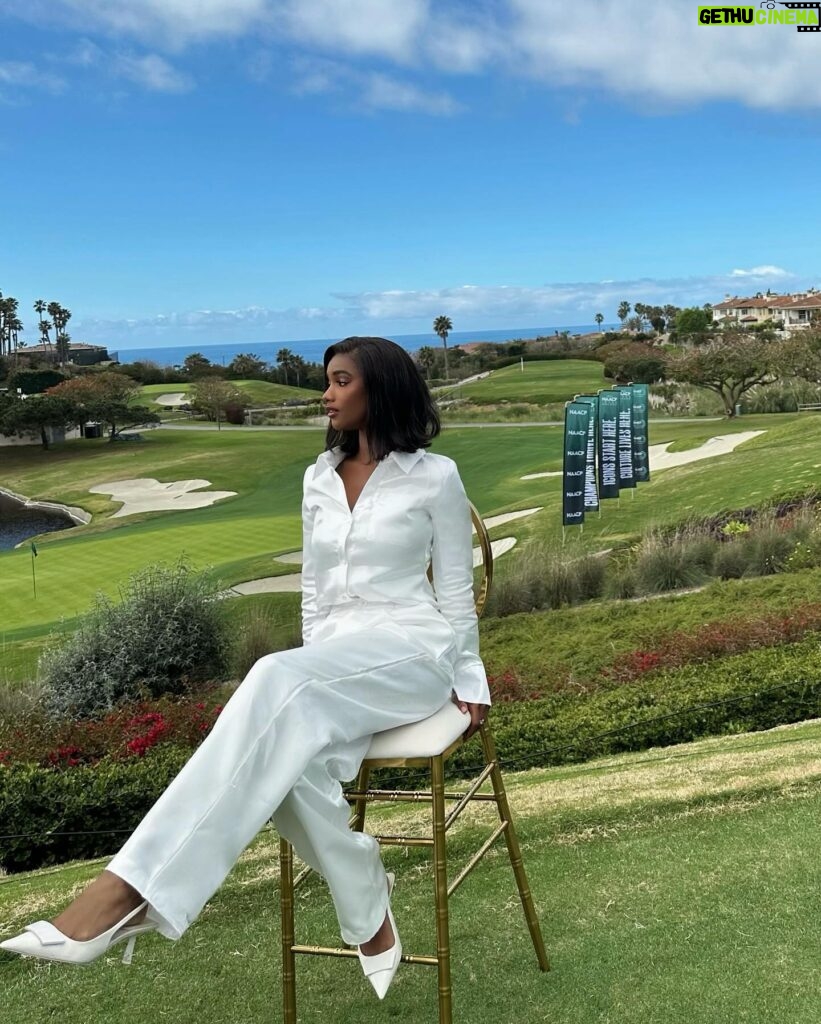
[280,501,549,1024]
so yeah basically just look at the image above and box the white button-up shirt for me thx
[301,446,491,706]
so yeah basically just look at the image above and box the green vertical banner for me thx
[575,394,599,512]
[631,383,650,482]
[614,385,636,489]
[597,389,620,499]
[563,401,590,526]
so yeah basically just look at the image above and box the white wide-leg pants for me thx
[107,602,457,946]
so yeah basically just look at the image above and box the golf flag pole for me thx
[30,541,38,599]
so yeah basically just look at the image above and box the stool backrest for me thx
[469,500,493,618]
[427,498,493,618]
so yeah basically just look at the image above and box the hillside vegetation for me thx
[0,414,815,681]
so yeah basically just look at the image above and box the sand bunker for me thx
[649,431,765,471]
[89,478,237,517]
[521,470,562,480]
[520,431,766,479]
[484,507,543,528]
[153,392,189,407]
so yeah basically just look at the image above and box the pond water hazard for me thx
[0,490,76,550]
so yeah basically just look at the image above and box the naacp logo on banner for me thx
[698,3,821,31]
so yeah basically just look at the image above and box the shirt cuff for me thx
[452,656,491,705]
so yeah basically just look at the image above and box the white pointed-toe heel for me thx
[358,872,402,1000]
[0,900,156,966]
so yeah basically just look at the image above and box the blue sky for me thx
[1,1,820,350]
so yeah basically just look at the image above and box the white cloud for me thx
[730,265,791,278]
[360,72,461,114]
[334,268,804,321]
[274,0,429,63]
[8,0,819,111]
[113,53,193,93]
[62,39,193,92]
[0,61,65,94]
[70,266,810,344]
[36,0,270,47]
[291,57,461,115]
[506,0,821,110]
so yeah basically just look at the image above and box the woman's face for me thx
[323,353,368,432]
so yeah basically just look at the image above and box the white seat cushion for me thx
[365,701,471,760]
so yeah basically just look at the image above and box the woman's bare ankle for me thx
[52,871,145,941]
[359,912,394,956]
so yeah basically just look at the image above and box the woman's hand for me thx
[451,694,490,740]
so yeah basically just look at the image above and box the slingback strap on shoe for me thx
[0,900,155,965]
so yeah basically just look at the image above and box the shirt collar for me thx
[313,446,426,477]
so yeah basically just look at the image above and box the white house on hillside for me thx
[712,290,821,334]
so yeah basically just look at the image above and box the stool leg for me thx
[480,725,550,972]
[431,754,453,1024]
[352,761,370,832]
[279,837,298,1024]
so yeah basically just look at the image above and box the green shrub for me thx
[713,542,749,580]
[540,555,578,609]
[686,537,718,575]
[0,746,191,873]
[443,638,821,781]
[229,602,301,679]
[573,553,608,601]
[40,560,229,719]
[634,533,709,594]
[6,640,821,872]
[603,562,638,599]
[787,536,821,571]
[485,542,566,617]
[745,527,795,577]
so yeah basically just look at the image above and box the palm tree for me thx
[417,345,436,380]
[9,314,23,366]
[47,302,63,366]
[276,348,295,386]
[34,299,54,361]
[0,296,9,358]
[54,305,72,367]
[39,319,54,361]
[594,313,604,331]
[433,315,453,381]
[617,301,631,326]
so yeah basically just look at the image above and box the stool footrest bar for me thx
[345,789,498,804]
[375,835,435,847]
[291,944,438,966]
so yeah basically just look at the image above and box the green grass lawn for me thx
[0,413,814,684]
[2,719,820,1024]
[139,380,321,407]
[457,359,608,404]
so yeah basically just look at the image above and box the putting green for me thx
[139,380,321,406]
[456,359,608,405]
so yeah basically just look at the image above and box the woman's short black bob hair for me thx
[323,336,441,461]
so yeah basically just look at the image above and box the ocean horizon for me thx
[112,323,617,369]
